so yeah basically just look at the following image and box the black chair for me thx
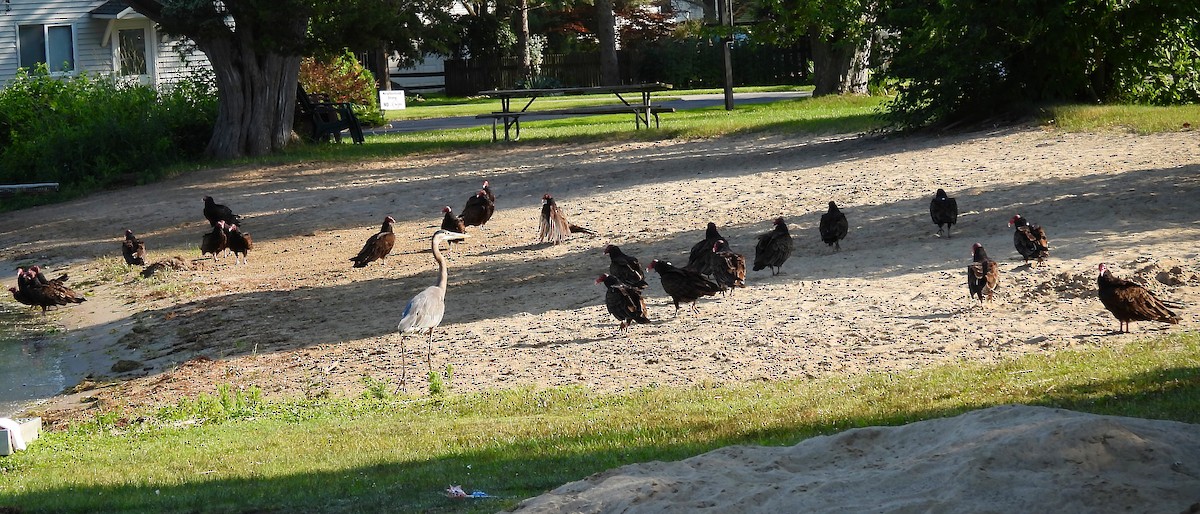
[294,84,365,144]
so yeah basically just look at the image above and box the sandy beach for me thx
[1,126,1197,426]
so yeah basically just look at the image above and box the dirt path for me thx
[2,127,1197,426]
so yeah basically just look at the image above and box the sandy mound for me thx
[512,405,1200,513]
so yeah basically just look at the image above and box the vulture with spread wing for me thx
[538,194,595,244]
[1097,263,1181,333]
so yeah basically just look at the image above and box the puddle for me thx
[0,305,68,417]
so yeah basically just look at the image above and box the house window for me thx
[18,24,76,73]
[118,29,147,76]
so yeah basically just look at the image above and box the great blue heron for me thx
[397,229,468,388]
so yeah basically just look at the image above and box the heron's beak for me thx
[443,231,468,241]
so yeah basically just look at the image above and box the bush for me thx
[0,65,216,195]
[878,0,1200,129]
[299,52,385,127]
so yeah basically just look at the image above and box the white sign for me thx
[379,90,406,110]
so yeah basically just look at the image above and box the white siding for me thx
[154,36,211,88]
[0,0,111,82]
[0,0,211,89]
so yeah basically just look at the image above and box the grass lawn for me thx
[1,334,1196,513]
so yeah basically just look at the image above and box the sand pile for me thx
[512,405,1200,513]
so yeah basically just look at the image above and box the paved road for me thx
[365,90,812,135]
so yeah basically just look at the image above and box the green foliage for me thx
[299,52,385,126]
[1110,23,1200,105]
[155,384,265,423]
[453,12,518,62]
[879,0,1200,129]
[359,375,394,400]
[0,65,216,193]
[631,39,810,89]
[308,0,458,67]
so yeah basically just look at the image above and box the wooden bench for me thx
[294,85,365,144]
[475,105,676,142]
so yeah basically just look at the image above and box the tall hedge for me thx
[879,0,1200,129]
[0,66,216,193]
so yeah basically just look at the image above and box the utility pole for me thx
[719,0,734,110]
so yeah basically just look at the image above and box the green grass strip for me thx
[1,333,1196,513]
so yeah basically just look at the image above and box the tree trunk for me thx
[196,37,303,159]
[809,28,872,96]
[518,0,531,84]
[596,0,620,85]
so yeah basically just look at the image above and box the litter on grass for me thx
[446,485,495,499]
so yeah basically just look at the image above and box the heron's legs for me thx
[427,328,435,373]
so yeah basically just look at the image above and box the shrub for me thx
[0,65,216,196]
[878,0,1200,129]
[299,52,385,127]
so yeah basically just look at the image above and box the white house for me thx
[0,0,208,88]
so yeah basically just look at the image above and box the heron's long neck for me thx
[432,237,449,290]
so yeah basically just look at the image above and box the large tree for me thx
[754,0,878,95]
[126,0,452,159]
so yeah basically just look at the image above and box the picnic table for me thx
[477,83,674,142]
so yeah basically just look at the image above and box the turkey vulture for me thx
[350,216,397,268]
[604,244,648,288]
[460,186,495,228]
[122,229,146,266]
[1097,263,1181,333]
[227,225,253,264]
[9,268,35,308]
[819,201,849,251]
[753,217,793,275]
[686,222,723,271]
[203,196,243,227]
[15,267,32,293]
[1009,214,1049,265]
[481,180,496,204]
[706,240,747,293]
[929,189,958,238]
[440,206,467,250]
[28,266,68,286]
[8,285,33,309]
[12,269,42,311]
[967,243,999,306]
[200,220,228,259]
[596,273,650,331]
[538,194,595,244]
[21,268,85,315]
[648,259,722,316]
